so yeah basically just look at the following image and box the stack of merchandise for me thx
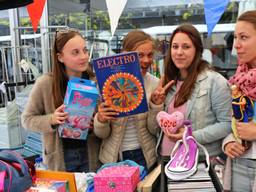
[0,101,22,148]
[22,131,42,157]
[156,113,219,191]
[167,163,216,192]
[15,84,34,143]
[15,84,42,158]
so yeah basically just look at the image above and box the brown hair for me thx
[237,10,256,30]
[164,24,210,107]
[51,29,94,108]
[122,30,155,51]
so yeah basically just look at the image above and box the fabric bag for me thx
[0,150,33,192]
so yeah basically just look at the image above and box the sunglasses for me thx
[54,28,81,52]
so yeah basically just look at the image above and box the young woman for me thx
[150,24,232,191]
[151,23,231,156]
[93,30,160,170]
[22,29,100,172]
[223,10,256,192]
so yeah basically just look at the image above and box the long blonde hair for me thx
[122,30,155,51]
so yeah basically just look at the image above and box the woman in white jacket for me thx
[223,10,256,192]
[93,30,160,170]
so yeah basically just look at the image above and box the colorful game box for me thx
[93,51,148,117]
[58,77,99,140]
[26,178,68,192]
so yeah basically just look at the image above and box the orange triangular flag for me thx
[27,0,46,32]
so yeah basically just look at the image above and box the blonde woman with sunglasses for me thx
[22,29,100,172]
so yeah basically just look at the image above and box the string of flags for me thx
[26,0,231,36]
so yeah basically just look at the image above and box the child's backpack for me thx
[0,150,33,192]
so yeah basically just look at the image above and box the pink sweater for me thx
[160,81,187,156]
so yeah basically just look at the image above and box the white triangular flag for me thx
[105,0,127,37]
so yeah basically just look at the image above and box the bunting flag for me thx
[105,0,127,37]
[204,0,229,36]
[27,0,46,32]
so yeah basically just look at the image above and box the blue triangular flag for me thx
[204,0,230,36]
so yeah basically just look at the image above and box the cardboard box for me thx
[94,166,140,192]
[26,178,67,192]
[137,164,161,192]
[34,170,77,192]
[58,77,99,140]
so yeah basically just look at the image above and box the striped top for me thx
[120,116,140,151]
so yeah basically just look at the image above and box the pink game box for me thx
[94,166,140,192]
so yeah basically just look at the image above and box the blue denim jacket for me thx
[156,70,232,156]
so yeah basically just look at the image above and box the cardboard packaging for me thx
[58,77,99,140]
[26,178,68,192]
[34,170,77,192]
[137,164,161,192]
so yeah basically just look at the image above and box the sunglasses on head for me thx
[54,28,80,52]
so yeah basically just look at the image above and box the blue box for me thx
[58,77,99,140]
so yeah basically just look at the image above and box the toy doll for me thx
[231,84,254,149]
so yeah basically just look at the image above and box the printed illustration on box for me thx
[27,178,68,192]
[58,77,99,140]
[94,166,140,192]
[93,52,148,117]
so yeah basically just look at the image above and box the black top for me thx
[0,0,33,10]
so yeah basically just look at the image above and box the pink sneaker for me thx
[156,111,184,134]
[165,126,209,180]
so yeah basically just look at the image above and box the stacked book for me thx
[22,131,42,157]
[167,163,217,192]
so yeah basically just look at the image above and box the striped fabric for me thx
[121,116,140,152]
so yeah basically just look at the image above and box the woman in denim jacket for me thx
[150,24,232,191]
